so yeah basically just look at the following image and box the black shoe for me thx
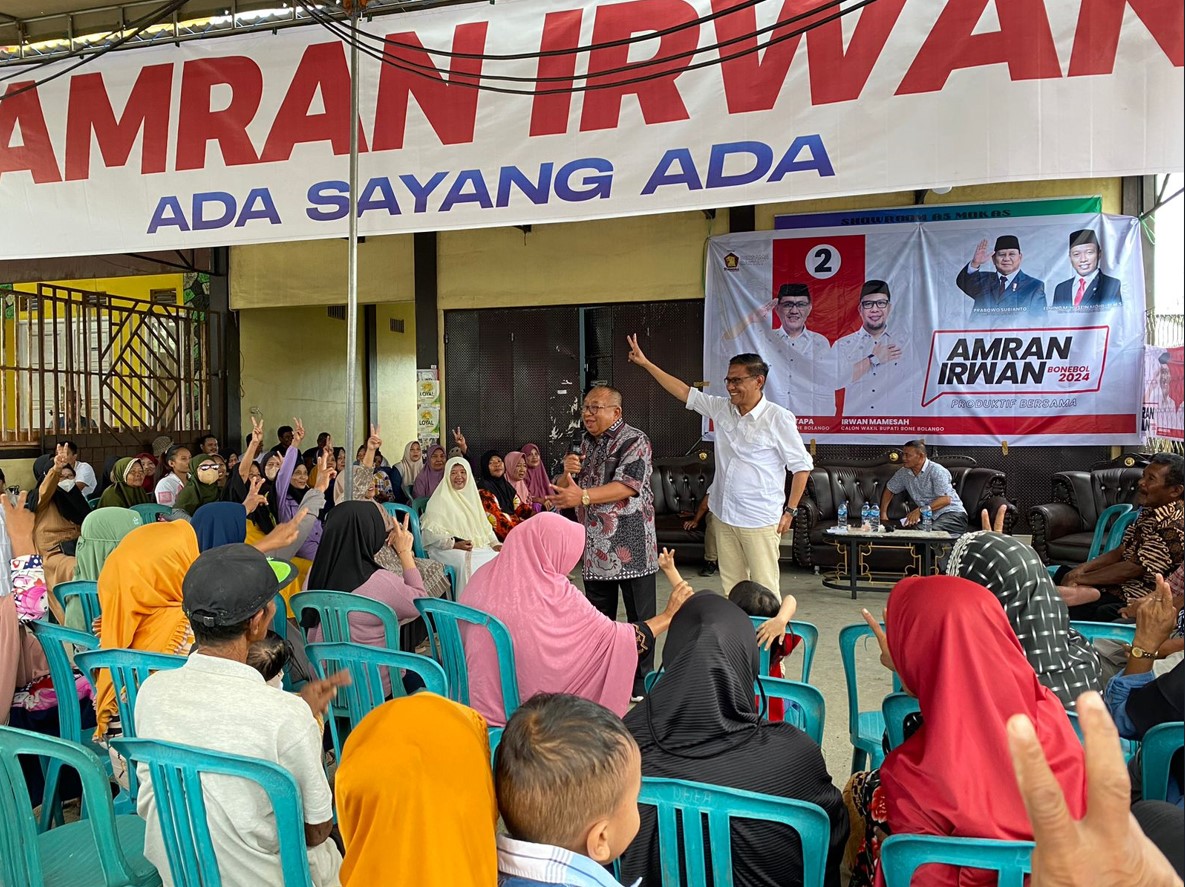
[699,562,718,576]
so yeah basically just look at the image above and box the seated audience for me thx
[420,457,501,595]
[68,507,143,630]
[134,544,346,887]
[849,576,1086,887]
[879,439,969,534]
[463,513,692,726]
[29,447,90,615]
[174,454,223,516]
[412,444,447,499]
[1058,453,1184,622]
[61,441,98,498]
[948,530,1102,708]
[133,452,158,495]
[620,593,847,887]
[275,420,329,561]
[396,440,424,499]
[335,693,497,886]
[496,693,642,887]
[191,501,250,551]
[503,451,540,511]
[153,445,190,508]
[728,578,801,722]
[99,457,150,509]
[477,450,535,541]
[520,443,552,503]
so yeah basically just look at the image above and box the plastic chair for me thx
[411,496,430,516]
[74,649,186,802]
[414,598,521,724]
[112,737,315,887]
[636,777,831,887]
[880,834,1033,887]
[1105,508,1139,552]
[86,496,102,509]
[1047,503,1132,576]
[52,579,102,632]
[882,692,921,751]
[747,616,819,683]
[306,641,447,758]
[27,620,101,830]
[129,503,172,524]
[0,726,161,887]
[756,676,825,743]
[1069,621,1136,645]
[1140,721,1184,803]
[839,622,900,773]
[291,590,402,649]
[383,502,425,558]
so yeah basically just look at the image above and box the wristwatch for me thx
[867,352,880,367]
[580,489,591,507]
[1130,645,1158,660]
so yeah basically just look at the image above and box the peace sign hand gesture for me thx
[367,424,382,451]
[291,418,306,448]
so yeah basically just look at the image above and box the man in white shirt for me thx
[62,440,98,497]
[628,336,812,595]
[134,544,348,887]
[835,280,915,418]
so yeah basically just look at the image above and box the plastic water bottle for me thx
[860,502,871,531]
[837,501,848,529]
[921,504,933,532]
[870,505,880,532]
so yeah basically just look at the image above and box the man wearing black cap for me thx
[1052,229,1122,310]
[955,235,1046,313]
[835,280,915,417]
[134,544,348,886]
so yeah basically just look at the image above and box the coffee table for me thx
[822,527,955,599]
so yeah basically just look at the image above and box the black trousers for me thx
[584,573,656,695]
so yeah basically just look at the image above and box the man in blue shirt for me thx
[879,439,969,535]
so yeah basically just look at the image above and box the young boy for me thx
[727,580,800,722]
[495,693,642,887]
[245,631,289,688]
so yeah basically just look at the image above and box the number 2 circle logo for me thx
[807,244,842,280]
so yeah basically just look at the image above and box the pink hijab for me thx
[503,451,534,506]
[520,443,552,502]
[461,512,636,725]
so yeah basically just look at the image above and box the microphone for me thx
[569,433,584,456]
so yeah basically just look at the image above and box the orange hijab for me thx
[336,693,498,886]
[94,520,199,735]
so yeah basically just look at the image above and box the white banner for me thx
[703,203,1146,445]
[1144,344,1184,442]
[0,0,1182,259]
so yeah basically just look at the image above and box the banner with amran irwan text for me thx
[703,200,1145,446]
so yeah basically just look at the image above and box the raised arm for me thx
[627,334,690,403]
[239,416,264,483]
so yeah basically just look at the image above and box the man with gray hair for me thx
[879,439,969,534]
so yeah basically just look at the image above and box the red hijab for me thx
[134,453,157,491]
[878,576,1086,887]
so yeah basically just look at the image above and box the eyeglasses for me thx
[724,375,755,387]
[860,299,890,310]
[582,404,616,413]
[778,300,811,310]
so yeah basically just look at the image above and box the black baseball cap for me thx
[183,544,296,629]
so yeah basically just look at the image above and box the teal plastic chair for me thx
[1047,503,1132,576]
[383,503,425,557]
[839,622,900,773]
[129,503,172,524]
[880,834,1033,887]
[635,777,831,887]
[52,580,102,633]
[27,620,101,830]
[291,590,403,649]
[747,616,818,683]
[74,649,186,802]
[1069,621,1136,645]
[272,592,289,639]
[113,737,314,887]
[305,641,448,759]
[414,598,521,724]
[1105,509,1139,551]
[756,676,825,743]
[1140,721,1184,803]
[411,496,429,516]
[882,692,922,751]
[0,726,161,887]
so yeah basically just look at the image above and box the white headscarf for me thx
[420,457,499,548]
[397,441,424,491]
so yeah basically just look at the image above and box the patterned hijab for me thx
[947,532,1101,709]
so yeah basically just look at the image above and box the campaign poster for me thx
[703,199,1145,446]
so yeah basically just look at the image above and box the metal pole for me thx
[342,5,360,500]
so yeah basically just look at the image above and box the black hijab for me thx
[304,502,387,628]
[620,593,848,887]
[27,454,92,526]
[478,449,518,513]
[94,455,120,497]
[224,465,277,532]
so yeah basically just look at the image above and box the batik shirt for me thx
[1120,500,1185,602]
[575,419,657,581]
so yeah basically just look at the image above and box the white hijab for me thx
[397,441,424,490]
[421,457,499,548]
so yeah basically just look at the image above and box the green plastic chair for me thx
[74,649,186,803]
[305,641,448,759]
[414,598,521,725]
[27,620,101,830]
[880,834,1033,887]
[1046,503,1132,576]
[1069,621,1136,645]
[52,580,102,634]
[129,503,172,524]
[112,737,314,887]
[86,496,102,510]
[882,691,921,751]
[291,590,403,649]
[1140,721,1184,803]
[411,496,430,516]
[756,676,825,743]
[747,616,819,683]
[634,777,831,887]
[839,621,901,773]
[0,727,161,887]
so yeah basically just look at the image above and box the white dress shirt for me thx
[835,326,914,417]
[73,461,98,497]
[760,326,837,417]
[687,388,813,528]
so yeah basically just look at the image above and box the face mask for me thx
[196,465,219,485]
[264,464,279,481]
[58,479,76,492]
